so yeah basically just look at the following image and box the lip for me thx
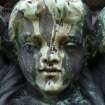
[38,69,61,73]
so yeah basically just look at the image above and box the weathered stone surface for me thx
[0,0,105,105]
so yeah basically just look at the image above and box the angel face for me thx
[9,0,85,97]
[15,17,85,97]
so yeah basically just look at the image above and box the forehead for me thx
[17,13,83,43]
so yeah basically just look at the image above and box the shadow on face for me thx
[9,0,88,98]
[16,19,85,97]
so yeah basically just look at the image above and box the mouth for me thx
[38,69,61,73]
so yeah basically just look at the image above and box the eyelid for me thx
[25,34,42,41]
[25,36,42,45]
[24,42,40,52]
[24,42,35,46]
[66,42,76,46]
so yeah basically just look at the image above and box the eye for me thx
[24,42,41,53]
[64,42,77,49]
[24,43,35,53]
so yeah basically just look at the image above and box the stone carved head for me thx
[9,0,92,98]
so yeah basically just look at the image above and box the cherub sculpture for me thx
[0,0,104,105]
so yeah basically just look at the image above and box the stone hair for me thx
[8,0,98,58]
[9,0,85,41]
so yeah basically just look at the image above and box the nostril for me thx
[27,0,32,4]
[42,59,47,63]
[42,59,59,66]
[48,60,59,66]
[48,63,53,66]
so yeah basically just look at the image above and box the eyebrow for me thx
[67,35,83,44]
[19,32,42,42]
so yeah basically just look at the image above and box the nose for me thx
[41,46,60,66]
[42,54,60,66]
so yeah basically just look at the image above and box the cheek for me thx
[17,48,39,74]
[17,48,41,84]
[62,51,83,77]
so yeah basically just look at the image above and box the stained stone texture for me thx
[0,0,105,10]
[96,7,105,52]
[0,0,105,105]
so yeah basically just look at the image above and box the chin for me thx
[36,78,70,96]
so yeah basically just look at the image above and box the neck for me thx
[9,81,91,105]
